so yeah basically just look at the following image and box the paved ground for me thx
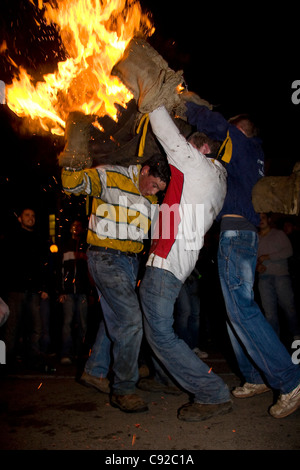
[0,350,299,454]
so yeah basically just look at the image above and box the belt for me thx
[88,245,140,258]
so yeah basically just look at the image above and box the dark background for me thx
[0,0,299,237]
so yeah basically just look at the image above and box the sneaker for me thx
[232,382,270,398]
[269,383,300,418]
[178,401,232,422]
[193,347,208,359]
[80,371,110,394]
[110,393,148,413]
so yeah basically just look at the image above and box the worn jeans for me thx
[258,274,300,338]
[61,294,88,358]
[87,250,143,395]
[218,230,300,393]
[174,279,201,349]
[5,291,41,359]
[84,294,112,379]
[140,267,230,404]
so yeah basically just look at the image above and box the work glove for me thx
[58,111,93,169]
[111,36,184,114]
[173,91,212,121]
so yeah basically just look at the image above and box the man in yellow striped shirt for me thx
[61,154,170,413]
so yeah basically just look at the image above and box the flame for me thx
[5,0,154,135]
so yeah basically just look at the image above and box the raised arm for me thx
[185,102,229,141]
[61,167,102,196]
[149,106,196,169]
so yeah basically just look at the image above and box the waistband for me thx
[88,245,140,257]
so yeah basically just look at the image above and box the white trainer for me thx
[269,383,300,418]
[232,382,270,398]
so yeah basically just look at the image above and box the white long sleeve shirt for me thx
[146,106,227,282]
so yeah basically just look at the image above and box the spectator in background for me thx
[283,217,300,315]
[2,208,49,369]
[59,220,90,364]
[257,213,300,341]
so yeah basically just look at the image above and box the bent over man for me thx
[61,154,170,413]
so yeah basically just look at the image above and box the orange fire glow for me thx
[5,0,154,135]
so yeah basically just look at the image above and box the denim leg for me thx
[174,284,192,346]
[87,251,143,395]
[226,321,264,384]
[140,267,230,404]
[40,297,51,353]
[27,293,42,356]
[187,280,201,349]
[84,294,112,378]
[5,292,25,358]
[76,294,88,342]
[61,295,74,358]
[218,231,300,393]
[175,281,200,349]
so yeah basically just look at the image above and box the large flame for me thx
[5,0,154,135]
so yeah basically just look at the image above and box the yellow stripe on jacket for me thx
[61,165,157,253]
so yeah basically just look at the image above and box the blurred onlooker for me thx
[59,220,90,364]
[283,217,300,315]
[2,208,50,368]
[257,213,300,341]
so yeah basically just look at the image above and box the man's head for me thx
[18,208,36,231]
[228,114,259,138]
[70,220,84,238]
[188,132,221,156]
[139,153,171,197]
[259,212,272,230]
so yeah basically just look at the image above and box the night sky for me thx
[0,0,299,235]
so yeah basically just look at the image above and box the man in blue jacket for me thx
[185,102,300,419]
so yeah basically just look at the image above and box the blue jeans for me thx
[218,230,300,393]
[5,291,41,359]
[84,294,112,379]
[61,294,88,358]
[174,279,201,349]
[87,250,143,395]
[258,274,300,337]
[139,267,230,404]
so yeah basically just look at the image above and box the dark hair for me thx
[228,114,259,137]
[188,132,221,155]
[141,153,171,185]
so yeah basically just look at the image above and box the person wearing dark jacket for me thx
[3,208,49,367]
[185,102,300,419]
[59,220,90,364]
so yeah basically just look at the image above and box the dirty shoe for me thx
[269,383,300,418]
[232,382,270,398]
[110,393,148,413]
[80,371,110,394]
[178,401,232,422]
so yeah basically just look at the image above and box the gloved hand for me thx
[174,91,212,120]
[58,111,93,169]
[111,36,184,114]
